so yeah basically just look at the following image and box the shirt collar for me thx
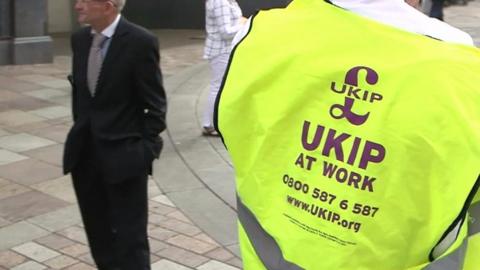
[331,0,473,45]
[91,14,121,38]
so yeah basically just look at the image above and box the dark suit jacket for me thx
[63,18,167,183]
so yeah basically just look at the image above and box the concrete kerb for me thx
[153,62,240,257]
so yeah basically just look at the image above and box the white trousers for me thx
[203,53,230,128]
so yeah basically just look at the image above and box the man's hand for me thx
[239,16,249,25]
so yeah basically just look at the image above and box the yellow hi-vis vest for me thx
[215,0,480,269]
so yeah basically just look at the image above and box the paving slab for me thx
[23,144,64,166]
[197,260,239,270]
[155,246,209,269]
[0,222,50,250]
[63,262,95,270]
[166,188,238,250]
[64,263,95,270]
[0,150,29,166]
[204,247,235,262]
[0,129,10,137]
[154,140,206,193]
[15,75,70,89]
[149,226,178,241]
[30,124,70,143]
[44,255,78,269]
[193,233,219,247]
[29,105,71,120]
[6,120,53,134]
[445,0,480,45]
[166,235,217,254]
[57,226,88,245]
[23,89,68,101]
[0,133,56,152]
[149,238,170,253]
[10,261,47,270]
[0,250,27,269]
[0,97,56,113]
[0,178,9,187]
[12,242,60,262]
[0,191,69,222]
[152,259,192,270]
[151,194,176,207]
[49,95,71,107]
[0,217,10,228]
[0,90,25,103]
[27,205,81,232]
[0,110,46,127]
[77,252,95,266]
[225,257,242,268]
[35,234,76,250]
[15,75,65,84]
[0,75,46,92]
[167,210,194,224]
[0,159,62,185]
[59,243,89,258]
[31,175,77,203]
[0,183,31,200]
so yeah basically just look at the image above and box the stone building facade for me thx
[0,0,289,65]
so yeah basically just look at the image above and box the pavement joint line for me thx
[162,65,237,214]
[164,126,237,214]
[163,186,217,194]
[194,85,234,168]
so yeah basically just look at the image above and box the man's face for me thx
[74,0,111,25]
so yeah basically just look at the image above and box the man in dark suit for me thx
[63,0,166,269]
[430,0,445,20]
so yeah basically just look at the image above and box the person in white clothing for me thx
[233,0,473,47]
[202,0,247,136]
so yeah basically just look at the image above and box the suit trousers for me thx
[430,0,444,20]
[71,134,150,270]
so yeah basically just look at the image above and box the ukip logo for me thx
[329,66,383,126]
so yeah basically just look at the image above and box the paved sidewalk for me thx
[445,0,480,45]
[0,2,479,270]
[0,30,241,270]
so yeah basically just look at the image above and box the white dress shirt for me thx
[91,14,122,58]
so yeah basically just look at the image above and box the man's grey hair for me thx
[112,0,126,12]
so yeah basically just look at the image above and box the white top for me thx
[204,0,243,59]
[232,0,474,47]
[333,0,473,45]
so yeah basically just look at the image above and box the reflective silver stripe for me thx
[423,200,480,269]
[423,238,468,270]
[431,219,462,259]
[237,195,476,270]
[469,201,480,236]
[424,201,480,269]
[237,196,304,270]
